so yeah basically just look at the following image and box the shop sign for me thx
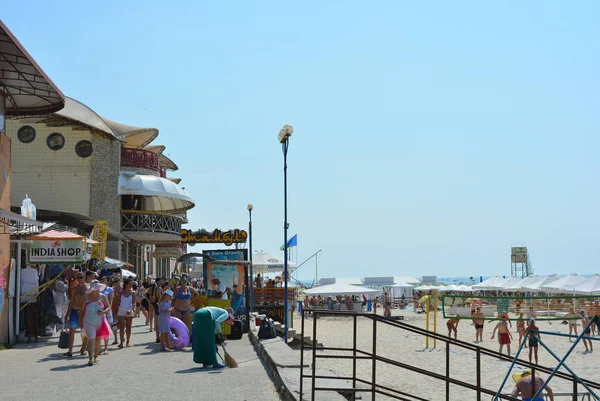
[181,229,247,246]
[91,220,108,262]
[29,240,84,264]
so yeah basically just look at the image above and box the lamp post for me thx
[278,124,293,343]
[247,203,254,311]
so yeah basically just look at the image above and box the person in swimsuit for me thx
[527,318,540,364]
[588,300,600,336]
[511,371,554,401]
[565,307,578,342]
[109,276,122,345]
[491,316,513,356]
[64,272,87,357]
[383,292,391,317]
[117,278,136,348]
[516,312,527,348]
[172,278,199,332]
[446,315,460,339]
[580,311,593,353]
[472,307,485,343]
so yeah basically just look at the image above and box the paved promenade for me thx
[0,321,281,401]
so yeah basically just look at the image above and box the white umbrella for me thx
[521,275,559,291]
[455,285,474,292]
[568,274,600,295]
[500,277,526,292]
[251,252,297,275]
[414,285,431,291]
[541,274,588,293]
[304,283,380,297]
[437,285,457,292]
[472,276,509,290]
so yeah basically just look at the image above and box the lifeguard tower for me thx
[511,246,533,278]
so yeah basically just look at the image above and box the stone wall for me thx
[90,133,121,259]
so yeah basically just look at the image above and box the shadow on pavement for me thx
[50,363,89,371]
[175,367,224,374]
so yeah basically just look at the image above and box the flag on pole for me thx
[280,234,298,251]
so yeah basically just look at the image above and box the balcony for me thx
[121,148,160,174]
[121,211,182,244]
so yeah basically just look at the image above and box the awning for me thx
[118,172,195,213]
[104,118,158,148]
[99,256,132,268]
[30,229,85,240]
[304,283,379,297]
[0,208,44,233]
[0,20,64,115]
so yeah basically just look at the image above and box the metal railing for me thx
[300,309,600,401]
[121,211,182,236]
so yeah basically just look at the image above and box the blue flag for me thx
[280,234,298,250]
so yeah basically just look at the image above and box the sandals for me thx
[118,343,124,349]
[126,342,131,347]
[87,360,94,366]
[63,352,73,358]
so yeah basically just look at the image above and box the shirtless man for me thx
[511,371,554,401]
[587,299,600,336]
[384,292,391,317]
[447,314,460,339]
[472,307,485,343]
[491,316,513,356]
[64,272,87,357]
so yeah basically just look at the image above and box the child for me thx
[527,318,540,364]
[516,312,527,348]
[158,289,174,352]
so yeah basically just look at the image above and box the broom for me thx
[221,343,238,368]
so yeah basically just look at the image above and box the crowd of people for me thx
[57,267,235,366]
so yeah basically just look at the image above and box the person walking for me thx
[192,306,235,368]
[472,307,485,343]
[581,311,594,353]
[491,316,513,356]
[80,280,111,366]
[64,272,87,357]
[158,289,174,352]
[117,278,136,348]
[527,318,540,365]
[99,276,114,355]
[565,307,578,342]
[172,278,198,332]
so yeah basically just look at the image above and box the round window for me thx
[17,126,36,143]
[46,133,65,151]
[75,140,93,158]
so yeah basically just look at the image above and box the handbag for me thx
[58,329,69,349]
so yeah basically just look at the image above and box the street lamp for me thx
[278,124,293,342]
[247,203,254,311]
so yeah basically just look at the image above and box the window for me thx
[46,132,65,151]
[75,140,93,158]
[17,125,36,143]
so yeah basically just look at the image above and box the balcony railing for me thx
[121,211,182,236]
[121,148,160,173]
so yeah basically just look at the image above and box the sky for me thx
[3,2,599,280]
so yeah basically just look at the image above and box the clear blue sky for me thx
[4,2,599,280]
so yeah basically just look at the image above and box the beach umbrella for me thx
[500,277,526,292]
[414,285,430,291]
[520,275,559,292]
[303,283,380,297]
[541,274,588,293]
[568,274,600,295]
[437,285,457,292]
[250,251,297,275]
[472,276,510,290]
[455,285,474,292]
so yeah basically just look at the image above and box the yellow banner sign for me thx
[181,229,247,246]
[91,221,108,262]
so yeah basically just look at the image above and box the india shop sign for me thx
[29,240,84,264]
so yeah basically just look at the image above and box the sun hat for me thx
[87,279,106,293]
[512,370,542,383]
[164,289,174,297]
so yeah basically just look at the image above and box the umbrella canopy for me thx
[436,285,456,292]
[472,276,509,290]
[391,282,413,288]
[455,285,474,292]
[414,285,431,291]
[251,252,297,275]
[521,275,560,291]
[499,277,526,292]
[566,274,600,295]
[304,283,379,297]
[541,274,588,293]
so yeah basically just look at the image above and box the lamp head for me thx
[247,203,253,211]
[278,124,294,143]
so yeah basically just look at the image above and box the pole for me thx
[283,138,289,343]
[433,290,438,349]
[248,208,253,311]
[315,252,318,285]
[15,241,22,342]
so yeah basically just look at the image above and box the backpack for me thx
[257,319,277,340]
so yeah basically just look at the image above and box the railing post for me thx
[300,308,305,400]
[476,348,481,401]
[572,377,577,401]
[353,314,357,401]
[311,310,318,401]
[446,339,450,401]
[372,316,377,401]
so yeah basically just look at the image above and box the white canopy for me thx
[414,285,431,291]
[251,252,296,275]
[391,282,413,288]
[499,277,526,292]
[521,275,560,291]
[472,276,509,290]
[565,274,600,295]
[541,274,588,293]
[304,283,379,297]
[455,285,474,292]
[121,268,136,278]
[118,172,195,213]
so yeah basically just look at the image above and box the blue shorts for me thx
[68,310,80,329]
[523,398,544,401]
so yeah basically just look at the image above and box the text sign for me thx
[181,229,247,246]
[29,240,84,264]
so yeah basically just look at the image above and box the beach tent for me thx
[386,282,413,299]
[541,274,588,293]
[499,277,526,292]
[414,285,430,291]
[520,275,560,291]
[393,276,421,285]
[251,251,297,275]
[565,274,600,295]
[436,285,456,292]
[455,285,474,292]
[304,283,380,297]
[472,276,509,290]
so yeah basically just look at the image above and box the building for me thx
[6,96,195,278]
[0,19,65,343]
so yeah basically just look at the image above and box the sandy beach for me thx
[293,309,599,400]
